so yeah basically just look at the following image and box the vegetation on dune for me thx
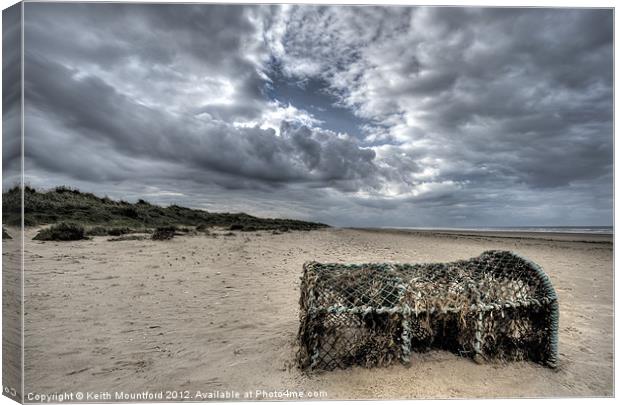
[2,227,12,239]
[108,235,149,242]
[85,226,138,237]
[2,186,329,232]
[152,226,176,241]
[196,224,210,234]
[33,222,87,241]
[85,226,109,237]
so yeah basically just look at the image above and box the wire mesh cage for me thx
[297,250,559,371]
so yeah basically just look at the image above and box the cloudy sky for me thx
[5,3,614,227]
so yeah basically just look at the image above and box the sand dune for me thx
[11,227,613,399]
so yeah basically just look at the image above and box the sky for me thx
[2,3,613,227]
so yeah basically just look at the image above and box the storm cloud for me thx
[17,3,613,227]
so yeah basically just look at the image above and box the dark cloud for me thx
[16,3,613,227]
[2,2,22,184]
[273,6,612,202]
[24,51,379,191]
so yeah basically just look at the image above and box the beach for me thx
[11,227,614,399]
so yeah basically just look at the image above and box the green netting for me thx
[297,250,559,371]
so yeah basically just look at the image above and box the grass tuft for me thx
[152,226,176,241]
[33,222,87,241]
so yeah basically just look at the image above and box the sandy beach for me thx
[10,227,613,399]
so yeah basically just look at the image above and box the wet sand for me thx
[8,227,613,399]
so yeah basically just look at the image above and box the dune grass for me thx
[152,226,176,241]
[32,222,87,241]
[2,186,329,232]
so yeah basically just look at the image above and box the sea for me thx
[387,226,613,235]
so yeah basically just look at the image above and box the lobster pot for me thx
[297,250,559,371]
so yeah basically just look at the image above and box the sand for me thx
[6,227,614,399]
[2,229,22,402]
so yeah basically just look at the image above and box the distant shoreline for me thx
[380,226,613,234]
[351,227,613,244]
